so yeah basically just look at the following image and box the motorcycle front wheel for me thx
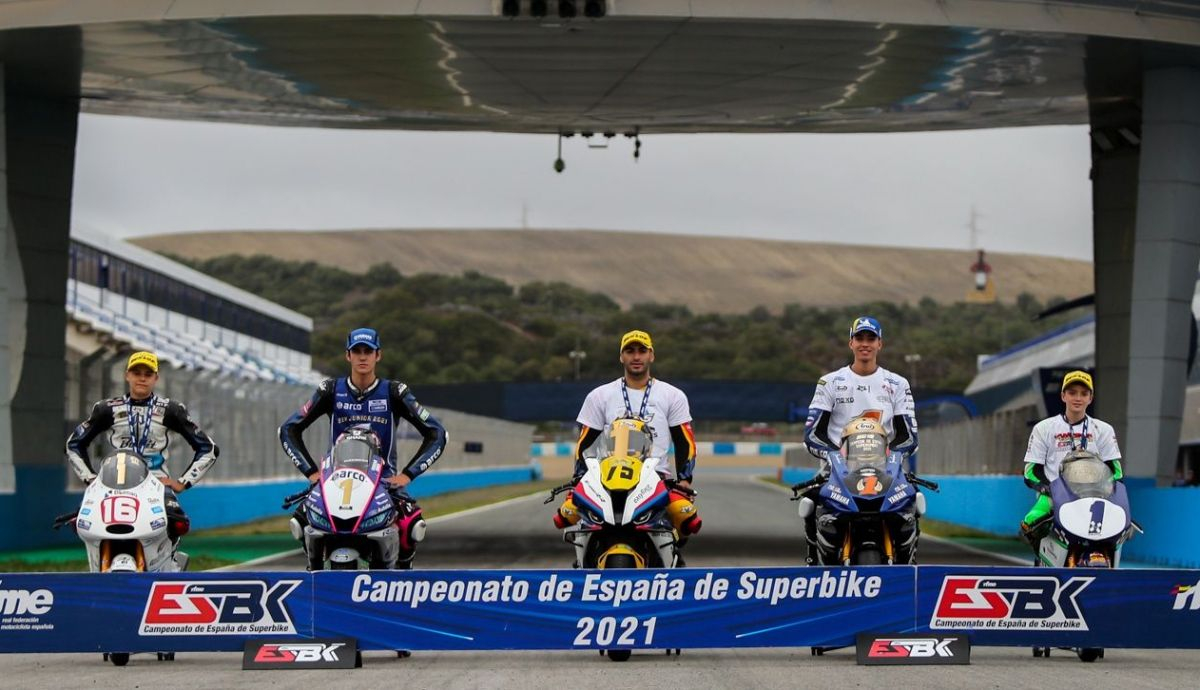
[601,552,638,661]
[854,549,883,565]
[330,559,358,570]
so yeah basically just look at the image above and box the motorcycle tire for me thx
[1078,648,1103,663]
[330,559,358,570]
[854,549,883,566]
[109,652,130,667]
[603,554,638,569]
[607,649,632,662]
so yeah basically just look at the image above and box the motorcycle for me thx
[546,418,680,662]
[283,431,408,571]
[52,450,188,666]
[791,416,938,566]
[1029,449,1139,663]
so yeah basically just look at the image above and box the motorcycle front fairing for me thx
[566,456,677,568]
[1045,475,1132,566]
[303,454,399,567]
[77,468,177,572]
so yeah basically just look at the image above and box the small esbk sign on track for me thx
[243,638,358,669]
[856,634,970,665]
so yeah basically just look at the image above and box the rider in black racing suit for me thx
[65,351,219,553]
[279,327,448,569]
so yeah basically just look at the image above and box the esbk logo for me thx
[140,580,301,636]
[254,643,345,663]
[867,638,957,658]
[930,575,1093,631]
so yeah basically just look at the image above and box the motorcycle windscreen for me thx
[841,432,892,496]
[1059,456,1115,498]
[97,452,151,490]
[331,437,376,471]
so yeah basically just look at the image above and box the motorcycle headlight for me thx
[360,509,394,532]
[586,508,604,523]
[632,508,653,525]
[307,507,331,531]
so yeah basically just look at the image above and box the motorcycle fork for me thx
[840,528,853,565]
[881,522,895,563]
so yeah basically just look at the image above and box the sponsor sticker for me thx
[856,633,969,665]
[140,580,302,635]
[929,575,1092,631]
[242,638,358,670]
[368,399,387,412]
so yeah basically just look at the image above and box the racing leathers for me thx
[65,394,219,539]
[279,377,447,567]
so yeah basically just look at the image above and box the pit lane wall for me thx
[2,566,1198,652]
[779,468,1200,569]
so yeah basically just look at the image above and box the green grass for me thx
[0,480,562,572]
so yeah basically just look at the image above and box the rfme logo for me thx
[1171,580,1200,611]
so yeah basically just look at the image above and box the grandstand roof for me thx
[72,225,311,332]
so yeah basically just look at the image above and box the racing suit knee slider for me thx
[554,494,582,529]
[667,489,701,536]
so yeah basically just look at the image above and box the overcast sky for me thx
[72,114,1095,260]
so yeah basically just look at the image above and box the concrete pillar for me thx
[1126,66,1200,484]
[1090,146,1138,441]
[0,28,83,548]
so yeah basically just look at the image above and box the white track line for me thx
[211,487,551,571]
[749,474,1029,565]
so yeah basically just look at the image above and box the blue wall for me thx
[778,469,1200,569]
[1,464,542,551]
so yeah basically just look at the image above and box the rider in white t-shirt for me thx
[554,329,702,539]
[799,316,919,563]
[1020,370,1124,543]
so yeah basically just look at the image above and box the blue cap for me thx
[849,316,882,338]
[346,328,381,351]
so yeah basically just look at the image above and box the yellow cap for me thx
[1061,370,1093,392]
[126,351,159,372]
[619,330,653,351]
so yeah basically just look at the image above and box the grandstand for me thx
[66,226,320,386]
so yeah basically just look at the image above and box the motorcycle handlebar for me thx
[51,511,78,530]
[281,486,313,510]
[906,473,940,492]
[543,481,575,504]
[789,477,824,499]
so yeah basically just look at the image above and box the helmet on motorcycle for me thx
[840,416,887,464]
[331,425,382,467]
[606,417,655,461]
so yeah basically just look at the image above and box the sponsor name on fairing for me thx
[139,580,301,635]
[349,569,882,611]
[930,575,1092,630]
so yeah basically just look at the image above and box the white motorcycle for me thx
[54,451,188,665]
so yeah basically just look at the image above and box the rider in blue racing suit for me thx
[279,327,448,569]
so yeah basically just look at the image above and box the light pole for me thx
[904,353,922,390]
[568,340,587,380]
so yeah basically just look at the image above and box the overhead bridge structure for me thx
[0,2,1197,511]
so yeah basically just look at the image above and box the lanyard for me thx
[621,378,653,420]
[1061,414,1088,451]
[126,395,157,455]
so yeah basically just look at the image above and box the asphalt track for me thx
[4,474,1196,688]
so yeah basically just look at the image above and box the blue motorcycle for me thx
[283,429,403,571]
[792,419,937,566]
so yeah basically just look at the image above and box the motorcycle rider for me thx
[1020,370,1123,544]
[801,316,918,564]
[66,351,218,556]
[279,327,447,569]
[555,330,702,539]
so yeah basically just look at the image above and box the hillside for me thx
[134,229,1092,313]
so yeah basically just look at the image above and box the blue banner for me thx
[3,566,1200,653]
[313,567,913,650]
[915,566,1200,648]
[0,572,314,653]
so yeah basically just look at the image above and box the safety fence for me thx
[66,353,534,485]
[1,566,1197,653]
[532,441,801,457]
